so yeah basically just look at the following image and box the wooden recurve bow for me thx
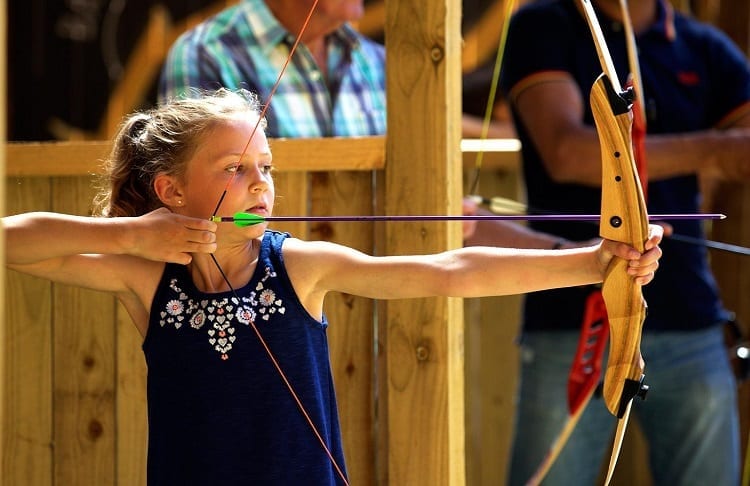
[579,0,650,483]
[526,2,649,484]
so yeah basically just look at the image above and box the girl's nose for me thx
[249,168,270,193]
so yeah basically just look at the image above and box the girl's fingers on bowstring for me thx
[130,208,217,263]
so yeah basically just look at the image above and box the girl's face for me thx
[180,117,274,236]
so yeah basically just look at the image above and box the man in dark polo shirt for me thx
[499,0,750,484]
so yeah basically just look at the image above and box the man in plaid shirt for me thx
[159,0,386,138]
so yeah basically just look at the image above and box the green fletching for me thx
[232,212,266,227]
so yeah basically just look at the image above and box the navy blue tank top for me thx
[143,230,347,485]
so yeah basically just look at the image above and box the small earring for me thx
[176,200,183,206]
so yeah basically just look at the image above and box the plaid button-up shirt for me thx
[159,0,387,138]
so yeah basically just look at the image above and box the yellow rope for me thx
[468,0,516,196]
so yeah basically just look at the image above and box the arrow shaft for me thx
[213,213,724,224]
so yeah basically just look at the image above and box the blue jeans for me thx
[508,326,740,486]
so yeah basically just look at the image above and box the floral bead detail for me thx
[236,306,256,325]
[251,268,286,321]
[156,268,285,360]
[166,300,184,315]
[159,279,194,330]
[190,310,206,330]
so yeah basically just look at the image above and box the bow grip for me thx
[590,73,650,417]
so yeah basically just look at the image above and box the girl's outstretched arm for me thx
[284,224,663,306]
[5,208,216,265]
[3,208,217,293]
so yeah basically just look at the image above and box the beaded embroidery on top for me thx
[158,266,286,360]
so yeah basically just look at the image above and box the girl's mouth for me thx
[245,205,268,215]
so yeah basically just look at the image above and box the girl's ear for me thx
[153,173,185,208]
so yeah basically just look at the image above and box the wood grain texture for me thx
[116,302,147,486]
[311,170,377,485]
[4,178,54,485]
[711,2,750,478]
[51,177,116,485]
[384,0,465,484]
[463,167,523,486]
[5,137,386,177]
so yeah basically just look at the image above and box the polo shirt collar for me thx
[595,0,676,42]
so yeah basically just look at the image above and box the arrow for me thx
[210,211,725,227]
[476,195,750,256]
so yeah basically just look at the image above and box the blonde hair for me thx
[95,88,265,217]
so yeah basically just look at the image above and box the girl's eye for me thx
[224,162,272,175]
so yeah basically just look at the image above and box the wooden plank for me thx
[373,171,389,486]
[384,0,465,484]
[712,1,750,481]
[51,177,116,485]
[5,136,524,177]
[5,136,387,177]
[712,183,750,482]
[267,172,310,237]
[6,142,111,177]
[463,167,523,486]
[3,178,54,485]
[0,1,6,481]
[311,171,377,485]
[115,303,147,486]
[461,139,521,173]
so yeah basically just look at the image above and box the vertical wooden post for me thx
[0,0,7,478]
[712,0,750,479]
[383,1,465,484]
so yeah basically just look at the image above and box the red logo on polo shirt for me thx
[677,71,700,86]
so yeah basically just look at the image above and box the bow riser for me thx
[592,75,648,250]
[590,73,649,418]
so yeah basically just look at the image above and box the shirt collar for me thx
[596,0,676,42]
[648,0,676,41]
[241,0,289,56]
[241,0,361,56]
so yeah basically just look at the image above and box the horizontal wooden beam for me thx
[5,136,520,177]
[6,141,111,177]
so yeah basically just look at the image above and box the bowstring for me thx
[206,1,350,483]
[619,0,649,198]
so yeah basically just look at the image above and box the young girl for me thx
[4,89,662,485]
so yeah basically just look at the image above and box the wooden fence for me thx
[3,137,385,486]
[4,138,749,485]
[2,137,525,486]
